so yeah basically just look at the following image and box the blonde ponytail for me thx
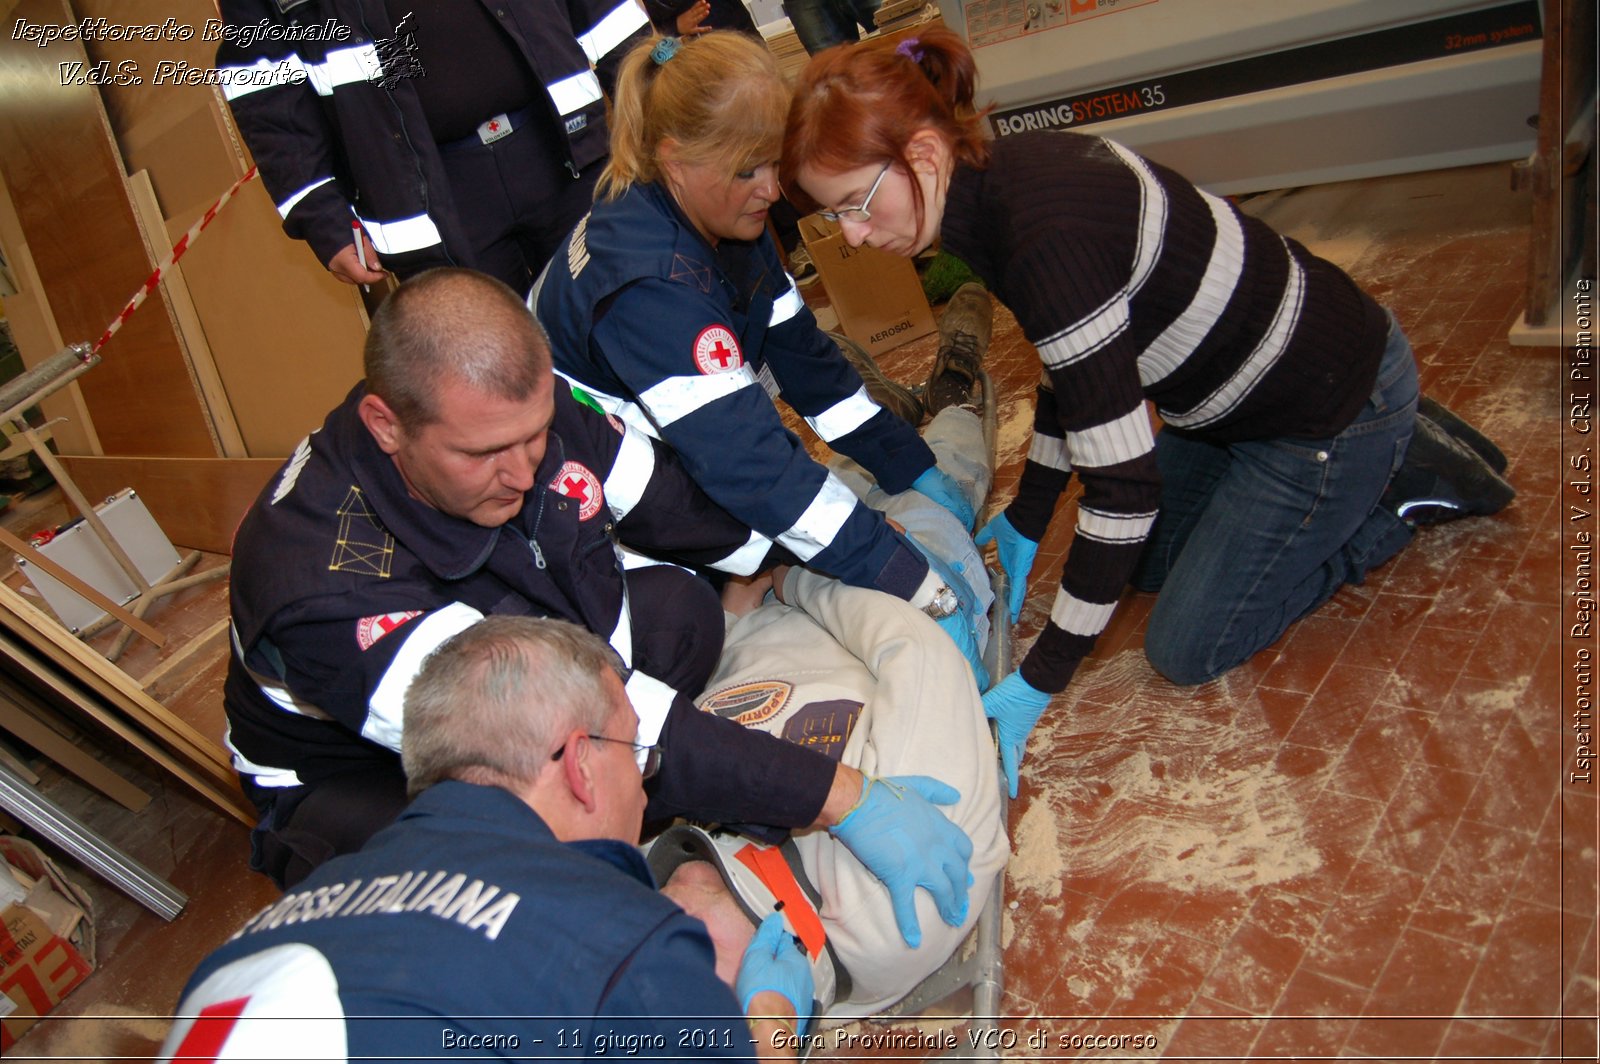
[597,31,790,201]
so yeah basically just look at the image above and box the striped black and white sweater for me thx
[941,132,1388,694]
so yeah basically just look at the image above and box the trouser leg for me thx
[781,0,856,50]
[622,563,724,697]
[840,0,882,34]
[1143,319,1419,684]
[250,761,410,889]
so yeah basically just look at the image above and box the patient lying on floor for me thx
[653,407,1009,1020]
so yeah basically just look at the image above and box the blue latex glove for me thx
[828,776,974,948]
[735,913,815,1036]
[982,671,1053,799]
[911,465,976,533]
[974,512,1038,623]
[905,534,988,690]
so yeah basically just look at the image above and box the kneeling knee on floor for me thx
[1143,635,1226,687]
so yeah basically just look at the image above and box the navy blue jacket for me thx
[215,0,649,272]
[161,781,755,1061]
[534,182,933,600]
[226,382,836,831]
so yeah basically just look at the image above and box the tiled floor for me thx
[5,159,1596,1061]
[825,163,1595,1059]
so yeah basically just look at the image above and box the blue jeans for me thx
[1132,315,1419,685]
[781,0,881,52]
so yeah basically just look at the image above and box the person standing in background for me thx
[215,0,649,295]
[644,0,761,38]
[782,0,882,53]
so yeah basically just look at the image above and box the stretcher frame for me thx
[868,368,1010,1058]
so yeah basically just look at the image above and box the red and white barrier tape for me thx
[91,165,259,355]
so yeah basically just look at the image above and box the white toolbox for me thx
[15,489,181,633]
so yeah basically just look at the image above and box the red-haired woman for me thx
[783,29,1513,797]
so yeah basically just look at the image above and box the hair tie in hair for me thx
[895,38,924,63]
[651,37,681,64]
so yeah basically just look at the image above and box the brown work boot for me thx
[828,330,923,425]
[924,282,992,415]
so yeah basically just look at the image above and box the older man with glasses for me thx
[162,617,815,1062]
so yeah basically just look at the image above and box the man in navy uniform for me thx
[215,0,651,293]
[224,270,974,964]
[163,617,814,1060]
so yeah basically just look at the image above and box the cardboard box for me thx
[0,838,95,1052]
[798,214,936,359]
[0,905,93,1051]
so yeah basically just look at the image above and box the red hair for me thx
[781,28,991,217]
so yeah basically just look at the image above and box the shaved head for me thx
[364,268,551,430]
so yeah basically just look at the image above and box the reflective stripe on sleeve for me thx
[713,529,777,576]
[638,369,756,427]
[554,371,661,439]
[805,386,879,442]
[608,573,634,665]
[625,671,676,750]
[774,474,859,563]
[363,603,485,751]
[224,724,303,789]
[576,0,650,63]
[355,212,445,256]
[769,283,805,327]
[277,177,335,219]
[603,424,657,520]
[218,54,309,101]
[546,69,603,117]
[303,43,381,96]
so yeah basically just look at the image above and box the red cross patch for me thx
[552,461,604,521]
[355,610,422,650]
[693,325,743,375]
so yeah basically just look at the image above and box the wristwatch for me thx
[921,583,960,619]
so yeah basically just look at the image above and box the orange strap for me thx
[733,843,827,961]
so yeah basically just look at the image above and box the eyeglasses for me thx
[552,733,662,779]
[817,163,891,223]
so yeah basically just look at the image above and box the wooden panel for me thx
[57,455,279,555]
[65,0,368,457]
[0,167,99,456]
[128,170,248,458]
[75,0,242,223]
[177,176,370,457]
[0,587,254,826]
[0,628,253,826]
[0,0,215,457]
[0,675,152,812]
